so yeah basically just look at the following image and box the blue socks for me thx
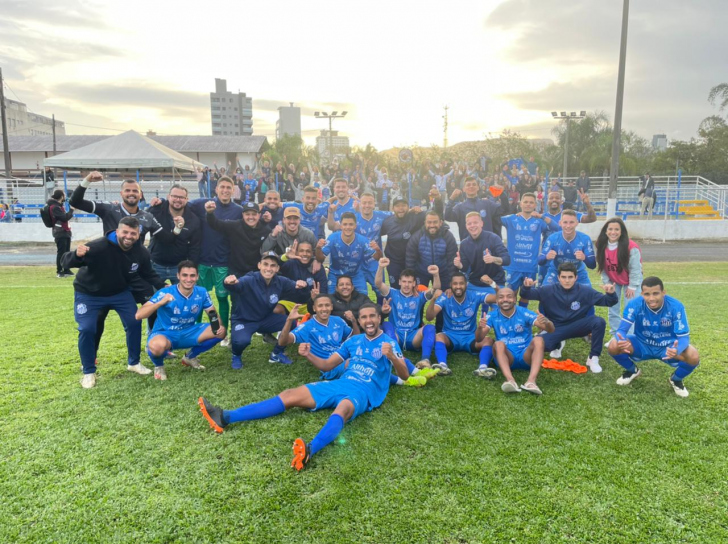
[673,360,698,381]
[147,349,165,367]
[435,341,448,367]
[421,325,435,360]
[479,345,493,367]
[186,338,221,359]
[611,352,636,372]
[223,395,286,425]
[310,414,344,457]
[272,343,285,355]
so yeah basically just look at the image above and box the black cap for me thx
[393,196,408,206]
[260,251,282,265]
[242,201,260,213]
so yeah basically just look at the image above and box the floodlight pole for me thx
[607,0,630,218]
[0,67,12,178]
[315,112,347,164]
[563,118,570,179]
[551,112,585,181]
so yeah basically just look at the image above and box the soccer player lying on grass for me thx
[485,287,554,395]
[136,260,226,380]
[425,272,496,377]
[198,302,411,471]
[607,276,700,398]
[520,262,618,373]
[375,258,440,372]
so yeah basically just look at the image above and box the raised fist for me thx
[205,201,217,213]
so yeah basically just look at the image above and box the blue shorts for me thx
[444,331,475,354]
[320,361,348,381]
[394,328,419,351]
[148,323,209,350]
[506,344,530,370]
[627,335,680,367]
[505,270,536,293]
[305,379,370,420]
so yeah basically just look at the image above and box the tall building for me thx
[276,103,301,140]
[652,133,667,152]
[316,130,350,159]
[1,98,65,137]
[210,78,253,136]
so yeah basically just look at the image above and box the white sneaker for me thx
[669,377,689,398]
[181,355,205,370]
[473,366,497,379]
[127,363,153,375]
[81,373,97,389]
[154,366,167,381]
[220,337,231,348]
[586,356,602,373]
[550,340,565,359]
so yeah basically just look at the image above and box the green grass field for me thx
[2,263,728,543]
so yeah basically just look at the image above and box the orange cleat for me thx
[291,438,311,471]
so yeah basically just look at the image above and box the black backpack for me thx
[40,204,55,228]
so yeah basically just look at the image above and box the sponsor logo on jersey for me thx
[235,324,244,331]
[76,303,87,315]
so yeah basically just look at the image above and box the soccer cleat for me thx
[415,358,432,369]
[501,380,521,393]
[473,366,497,379]
[616,367,641,386]
[269,352,293,365]
[164,350,177,359]
[220,337,231,348]
[262,333,278,346]
[404,375,427,387]
[417,367,441,379]
[669,377,689,398]
[291,438,311,471]
[586,356,602,373]
[81,373,97,389]
[231,356,243,370]
[181,355,206,370]
[549,340,565,359]
[431,363,452,376]
[154,366,167,381]
[198,397,226,433]
[127,363,153,375]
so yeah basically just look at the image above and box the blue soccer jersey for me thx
[502,214,554,273]
[621,295,690,351]
[150,285,214,332]
[332,197,357,222]
[335,332,403,410]
[540,231,595,285]
[388,288,429,332]
[435,290,488,334]
[291,315,352,359]
[542,210,584,233]
[320,232,375,276]
[487,306,539,352]
[355,211,391,248]
[284,202,330,238]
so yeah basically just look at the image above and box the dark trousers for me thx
[231,313,288,357]
[95,287,153,353]
[75,290,141,374]
[541,314,607,358]
[55,236,71,274]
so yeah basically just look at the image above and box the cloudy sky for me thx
[1,0,725,149]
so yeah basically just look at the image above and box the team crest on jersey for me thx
[130,263,139,272]
[479,210,486,217]
[409,301,416,309]
[372,348,382,359]
[76,303,87,315]
[530,223,538,231]
[235,324,245,331]
[570,301,581,310]
[351,251,360,259]
[332,331,339,342]
[269,294,279,304]
[191,304,200,314]
[660,317,672,327]
[307,277,314,286]
[403,232,411,239]
[464,308,474,317]
[515,324,524,333]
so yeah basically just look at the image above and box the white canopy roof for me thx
[43,130,205,172]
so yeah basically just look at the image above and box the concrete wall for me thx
[0,223,105,242]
